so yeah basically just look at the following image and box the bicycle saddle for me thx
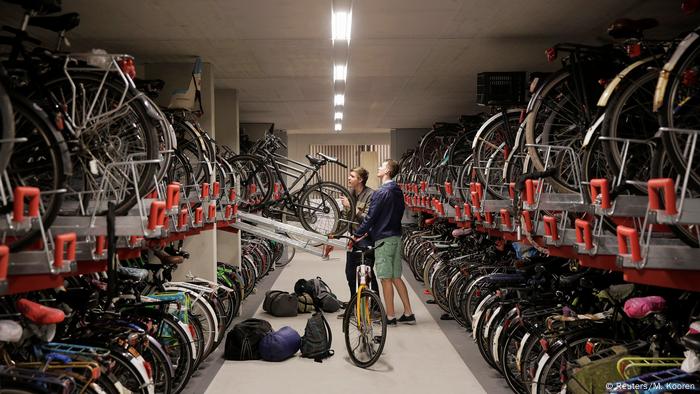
[0,320,23,342]
[317,152,338,163]
[117,266,149,282]
[154,249,184,265]
[4,0,62,14]
[683,333,700,353]
[28,12,79,33]
[607,18,659,39]
[623,296,666,319]
[15,299,65,325]
[305,154,323,166]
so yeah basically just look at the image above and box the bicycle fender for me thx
[597,55,662,107]
[471,109,522,150]
[653,31,700,112]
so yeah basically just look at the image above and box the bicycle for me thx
[338,237,388,368]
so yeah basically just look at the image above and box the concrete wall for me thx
[390,128,428,161]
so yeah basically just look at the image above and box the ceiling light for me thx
[334,94,345,106]
[334,123,342,131]
[333,64,347,81]
[334,112,343,120]
[332,11,352,41]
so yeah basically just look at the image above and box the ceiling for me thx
[1,0,698,133]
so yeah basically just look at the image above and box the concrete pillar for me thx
[144,61,217,281]
[215,89,241,266]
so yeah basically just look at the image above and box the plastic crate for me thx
[476,72,527,106]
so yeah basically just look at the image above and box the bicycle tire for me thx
[343,289,387,368]
[473,110,522,200]
[227,154,273,211]
[659,38,700,190]
[297,181,355,237]
[0,75,14,175]
[5,94,70,252]
[41,73,159,216]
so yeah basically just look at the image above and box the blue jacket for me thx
[353,180,404,242]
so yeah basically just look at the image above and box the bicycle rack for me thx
[230,211,347,258]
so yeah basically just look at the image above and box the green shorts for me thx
[374,236,402,279]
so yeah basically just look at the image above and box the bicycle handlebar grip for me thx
[616,225,642,263]
[337,161,347,168]
[589,179,611,209]
[54,233,77,269]
[13,186,41,222]
[574,219,593,251]
[0,245,9,281]
[647,178,677,215]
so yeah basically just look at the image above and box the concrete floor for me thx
[196,249,512,394]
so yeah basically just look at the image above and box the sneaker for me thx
[398,314,416,325]
[386,317,397,326]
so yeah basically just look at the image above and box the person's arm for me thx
[354,190,374,223]
[353,190,382,237]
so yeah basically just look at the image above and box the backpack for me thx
[259,326,302,362]
[297,293,314,313]
[300,312,334,362]
[224,318,273,360]
[311,277,341,313]
[294,278,315,296]
[263,290,298,317]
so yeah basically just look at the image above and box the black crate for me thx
[476,72,527,106]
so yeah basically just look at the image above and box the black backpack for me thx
[263,290,298,317]
[300,312,334,362]
[294,277,341,313]
[224,318,273,360]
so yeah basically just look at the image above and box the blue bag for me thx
[259,326,301,362]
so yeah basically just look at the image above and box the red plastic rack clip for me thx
[95,235,106,256]
[201,183,210,200]
[212,182,220,197]
[208,202,216,221]
[148,201,167,231]
[178,209,188,228]
[54,233,77,269]
[617,225,642,263]
[13,186,40,222]
[521,211,533,233]
[589,179,611,209]
[524,180,540,206]
[444,182,453,196]
[0,245,9,281]
[500,209,512,228]
[543,215,559,241]
[647,178,677,215]
[166,183,181,210]
[574,219,593,251]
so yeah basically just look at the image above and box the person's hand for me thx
[340,196,350,208]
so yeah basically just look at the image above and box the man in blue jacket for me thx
[353,159,415,326]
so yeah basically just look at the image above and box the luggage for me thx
[259,326,302,362]
[294,277,341,313]
[300,312,334,362]
[224,318,273,360]
[297,292,314,313]
[263,290,298,317]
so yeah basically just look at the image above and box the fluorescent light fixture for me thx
[334,94,345,106]
[334,112,343,120]
[333,64,347,81]
[334,123,342,131]
[332,11,352,41]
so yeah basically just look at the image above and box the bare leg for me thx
[381,278,395,318]
[392,278,413,316]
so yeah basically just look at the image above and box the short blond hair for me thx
[384,159,399,178]
[351,167,369,185]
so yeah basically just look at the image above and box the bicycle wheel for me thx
[42,73,159,215]
[343,289,387,368]
[106,350,151,394]
[150,315,194,394]
[601,68,659,194]
[534,337,593,394]
[525,69,592,193]
[172,117,212,186]
[297,181,354,237]
[659,38,700,190]
[472,110,522,199]
[500,321,530,394]
[141,337,173,394]
[0,77,14,174]
[227,154,273,211]
[5,95,70,252]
